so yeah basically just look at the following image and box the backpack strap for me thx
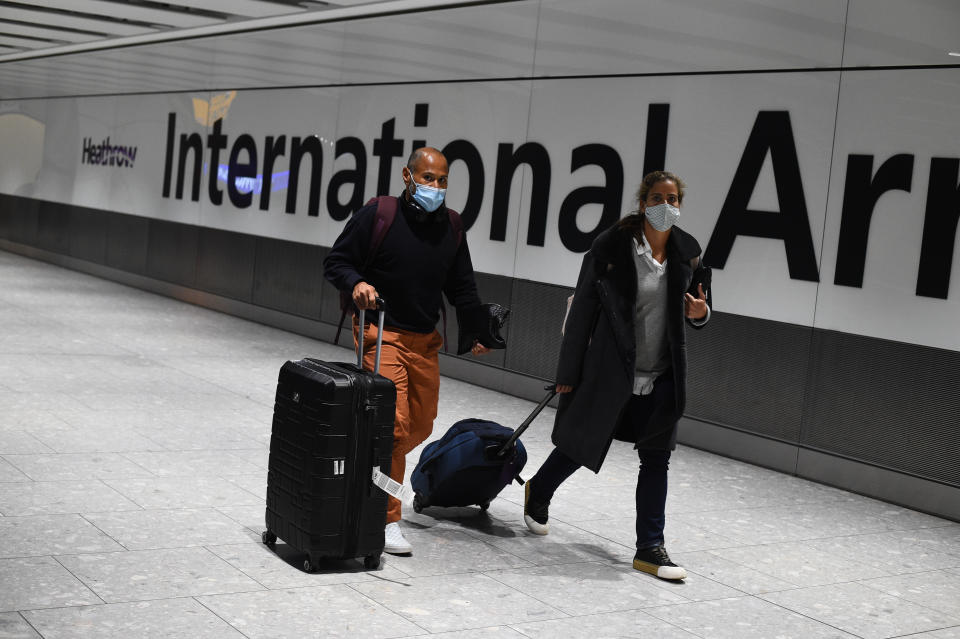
[334,196,397,345]
[440,208,464,353]
[447,208,463,248]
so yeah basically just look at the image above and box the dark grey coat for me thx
[552,222,710,472]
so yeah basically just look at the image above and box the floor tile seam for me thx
[855,576,960,619]
[513,606,704,638]
[340,581,435,635]
[77,512,133,552]
[741,530,960,561]
[451,570,572,625]
[0,454,41,481]
[451,523,634,564]
[77,582,273,607]
[0,431,57,455]
[741,595,866,638]
[563,520,637,552]
[48,553,109,608]
[14,611,45,639]
[2,470,164,482]
[153,358,275,406]
[0,475,144,494]
[22,592,247,614]
[201,543,274,592]
[190,595,255,639]
[698,548,885,590]
[755,588,960,635]
[223,477,270,502]
[42,542,259,562]
[115,451,165,477]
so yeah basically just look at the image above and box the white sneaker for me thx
[384,521,412,555]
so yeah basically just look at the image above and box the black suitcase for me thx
[262,304,395,571]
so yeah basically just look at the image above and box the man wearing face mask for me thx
[522,170,711,581]
[324,147,490,555]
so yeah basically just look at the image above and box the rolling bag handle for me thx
[356,297,386,375]
[496,384,558,457]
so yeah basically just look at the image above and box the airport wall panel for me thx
[318,254,344,328]
[504,278,573,379]
[105,212,150,275]
[195,227,257,302]
[251,237,326,319]
[685,312,812,443]
[145,219,199,287]
[0,194,38,245]
[802,330,960,487]
[68,205,108,265]
[35,200,70,255]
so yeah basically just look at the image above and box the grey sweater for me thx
[631,237,671,395]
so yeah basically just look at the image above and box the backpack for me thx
[334,196,464,345]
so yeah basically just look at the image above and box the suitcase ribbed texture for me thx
[265,358,394,569]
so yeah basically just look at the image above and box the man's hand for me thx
[470,340,490,356]
[352,281,379,310]
[556,384,573,394]
[684,283,708,320]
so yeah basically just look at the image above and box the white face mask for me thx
[644,202,680,231]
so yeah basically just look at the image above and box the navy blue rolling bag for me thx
[410,388,556,513]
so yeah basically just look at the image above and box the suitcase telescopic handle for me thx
[357,297,386,375]
[497,384,558,457]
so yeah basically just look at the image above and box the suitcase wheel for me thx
[303,558,316,573]
[261,530,277,546]
[413,494,425,513]
[364,553,381,570]
[479,501,491,512]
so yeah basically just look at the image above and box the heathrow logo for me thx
[81,137,138,168]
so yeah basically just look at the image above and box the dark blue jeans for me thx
[529,392,672,551]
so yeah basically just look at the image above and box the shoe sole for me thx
[633,559,686,580]
[384,547,412,556]
[524,482,549,535]
[524,514,549,535]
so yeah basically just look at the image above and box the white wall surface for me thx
[1,0,958,351]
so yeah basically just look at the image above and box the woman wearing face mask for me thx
[523,171,711,581]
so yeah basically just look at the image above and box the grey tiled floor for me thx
[1,248,959,639]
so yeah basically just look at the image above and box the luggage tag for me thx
[371,468,414,505]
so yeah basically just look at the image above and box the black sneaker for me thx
[523,480,549,535]
[633,545,686,580]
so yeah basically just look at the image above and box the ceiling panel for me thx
[33,0,224,28]
[164,0,307,19]
[0,34,59,49]
[0,7,154,37]
[0,22,101,43]
[0,0,500,99]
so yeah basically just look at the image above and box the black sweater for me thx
[323,193,482,333]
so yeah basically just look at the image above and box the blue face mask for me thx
[407,174,446,212]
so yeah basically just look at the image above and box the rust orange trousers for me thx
[355,320,442,524]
